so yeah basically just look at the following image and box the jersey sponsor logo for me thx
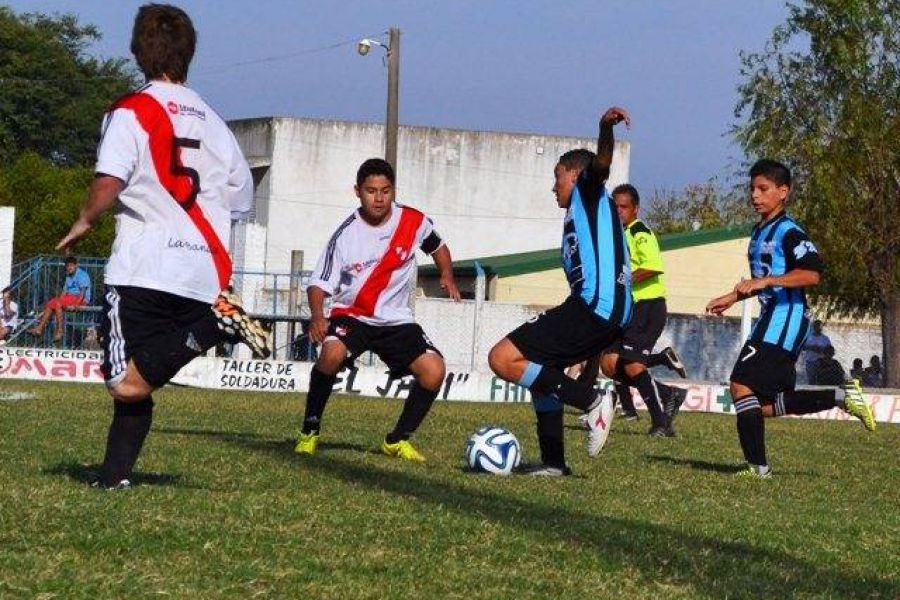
[752,240,777,255]
[563,233,578,260]
[394,246,409,261]
[166,100,207,120]
[793,240,817,259]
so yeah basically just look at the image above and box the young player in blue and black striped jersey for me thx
[489,107,633,476]
[706,159,876,479]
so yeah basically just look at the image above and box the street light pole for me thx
[385,27,400,175]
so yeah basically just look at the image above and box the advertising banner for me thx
[3,348,898,423]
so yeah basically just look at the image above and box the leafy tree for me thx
[643,180,754,235]
[0,7,138,166]
[734,0,900,386]
[0,153,114,259]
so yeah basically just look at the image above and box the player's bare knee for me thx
[108,381,149,403]
[488,340,514,376]
[623,361,645,379]
[315,343,346,376]
[416,355,445,391]
[599,353,618,378]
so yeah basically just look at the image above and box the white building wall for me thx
[0,207,14,288]
[229,117,629,274]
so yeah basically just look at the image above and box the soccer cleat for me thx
[842,379,876,431]
[664,386,688,422]
[294,432,320,455]
[518,463,572,477]
[662,346,687,378]
[735,464,772,479]
[648,424,676,438]
[585,390,615,457]
[213,292,272,359]
[90,478,132,490]
[622,411,640,422]
[381,439,426,462]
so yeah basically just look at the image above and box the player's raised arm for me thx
[592,106,631,184]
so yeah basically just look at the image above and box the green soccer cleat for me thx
[842,379,877,431]
[735,464,772,479]
[294,432,320,455]
[381,439,426,462]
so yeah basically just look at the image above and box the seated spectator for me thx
[802,320,831,384]
[0,286,20,343]
[862,355,883,388]
[849,358,865,382]
[27,256,92,342]
[813,346,846,386]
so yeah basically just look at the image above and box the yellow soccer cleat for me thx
[380,439,426,463]
[735,464,772,479]
[842,379,877,432]
[294,432,320,455]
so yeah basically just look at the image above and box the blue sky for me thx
[9,0,790,193]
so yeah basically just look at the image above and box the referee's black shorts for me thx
[506,296,623,368]
[619,297,667,356]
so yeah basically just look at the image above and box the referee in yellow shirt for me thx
[606,184,687,436]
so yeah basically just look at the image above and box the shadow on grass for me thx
[645,455,745,474]
[156,427,371,455]
[43,461,185,487]
[170,426,893,599]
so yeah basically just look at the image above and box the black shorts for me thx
[506,296,623,369]
[617,297,667,358]
[101,285,214,388]
[326,316,441,377]
[730,341,797,400]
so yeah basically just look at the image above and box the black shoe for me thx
[664,386,688,422]
[662,347,687,378]
[517,463,573,477]
[622,411,640,421]
[648,424,676,438]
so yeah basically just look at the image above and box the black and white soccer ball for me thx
[465,426,522,475]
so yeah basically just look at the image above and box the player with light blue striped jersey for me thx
[747,213,820,356]
[706,159,876,479]
[561,166,632,327]
[489,107,633,475]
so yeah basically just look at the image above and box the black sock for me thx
[628,370,667,426]
[734,395,767,466]
[775,389,838,416]
[302,367,337,434]
[535,409,565,468]
[100,397,153,487]
[386,383,438,443]
[519,362,594,410]
[615,382,636,414]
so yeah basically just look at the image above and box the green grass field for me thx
[0,381,897,599]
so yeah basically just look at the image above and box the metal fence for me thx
[3,255,886,386]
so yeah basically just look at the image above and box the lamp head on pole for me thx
[357,38,387,56]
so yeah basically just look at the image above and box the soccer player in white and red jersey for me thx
[55,4,268,489]
[295,158,460,462]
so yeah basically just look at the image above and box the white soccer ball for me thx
[465,426,522,475]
